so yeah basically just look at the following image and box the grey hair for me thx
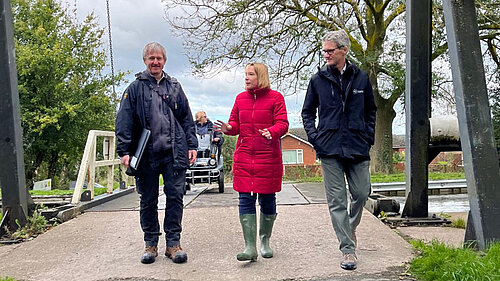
[322,30,351,50]
[142,42,166,61]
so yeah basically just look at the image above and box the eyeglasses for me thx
[322,46,343,55]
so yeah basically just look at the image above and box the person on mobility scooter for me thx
[185,111,225,193]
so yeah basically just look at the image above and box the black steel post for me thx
[402,0,431,218]
[0,0,28,231]
[443,0,500,250]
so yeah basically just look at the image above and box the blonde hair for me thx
[246,62,270,89]
[195,110,206,122]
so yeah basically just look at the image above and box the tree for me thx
[12,0,126,188]
[163,0,500,173]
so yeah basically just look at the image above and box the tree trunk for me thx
[371,97,396,174]
[25,153,43,189]
[48,152,59,181]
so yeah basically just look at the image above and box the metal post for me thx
[0,0,29,231]
[403,0,432,218]
[443,0,500,250]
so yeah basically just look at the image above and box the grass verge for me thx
[29,187,114,197]
[291,172,465,183]
[410,240,500,281]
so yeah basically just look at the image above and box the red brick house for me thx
[281,128,317,165]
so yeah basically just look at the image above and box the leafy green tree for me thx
[163,0,500,173]
[12,0,126,188]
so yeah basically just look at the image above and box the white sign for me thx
[33,179,51,191]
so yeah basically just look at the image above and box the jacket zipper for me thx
[251,93,257,195]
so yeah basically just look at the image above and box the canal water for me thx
[393,193,470,213]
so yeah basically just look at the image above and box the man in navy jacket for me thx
[302,30,377,270]
[116,42,197,264]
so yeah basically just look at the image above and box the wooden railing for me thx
[71,130,128,204]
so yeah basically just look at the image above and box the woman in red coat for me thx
[215,62,289,262]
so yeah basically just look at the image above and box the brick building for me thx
[281,128,317,165]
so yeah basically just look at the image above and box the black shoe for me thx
[165,245,188,263]
[141,245,158,264]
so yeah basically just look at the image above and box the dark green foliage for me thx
[221,135,237,181]
[12,0,126,188]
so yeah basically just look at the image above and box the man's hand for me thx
[188,150,197,164]
[214,120,232,133]
[213,137,220,143]
[259,128,272,140]
[120,155,130,167]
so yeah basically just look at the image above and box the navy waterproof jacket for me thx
[301,61,377,159]
[115,71,198,172]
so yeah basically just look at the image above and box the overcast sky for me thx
[74,0,408,134]
[74,0,308,128]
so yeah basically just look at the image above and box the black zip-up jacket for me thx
[116,71,198,172]
[301,61,377,159]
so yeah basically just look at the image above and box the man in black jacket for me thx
[301,30,377,270]
[116,42,197,264]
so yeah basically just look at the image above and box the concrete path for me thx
[0,183,417,281]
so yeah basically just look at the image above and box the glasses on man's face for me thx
[322,46,343,56]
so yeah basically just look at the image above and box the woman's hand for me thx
[214,120,232,133]
[259,128,272,140]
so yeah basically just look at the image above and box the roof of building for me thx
[282,128,313,147]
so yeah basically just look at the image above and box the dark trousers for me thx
[135,160,185,247]
[238,192,276,215]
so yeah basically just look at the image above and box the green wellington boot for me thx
[259,213,277,258]
[237,214,258,261]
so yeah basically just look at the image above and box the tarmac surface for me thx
[0,182,466,281]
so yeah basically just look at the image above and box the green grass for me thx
[0,277,17,281]
[370,172,465,183]
[29,187,114,197]
[291,172,465,183]
[410,240,500,281]
[1,184,119,199]
[451,218,467,229]
[10,210,49,240]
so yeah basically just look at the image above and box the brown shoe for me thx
[165,245,188,263]
[141,245,158,264]
[340,252,357,270]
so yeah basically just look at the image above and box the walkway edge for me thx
[56,187,136,222]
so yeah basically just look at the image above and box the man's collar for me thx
[341,63,347,75]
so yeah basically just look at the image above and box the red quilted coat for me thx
[225,87,289,194]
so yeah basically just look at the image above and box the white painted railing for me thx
[71,130,127,204]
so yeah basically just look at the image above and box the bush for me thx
[283,165,321,181]
[10,210,50,240]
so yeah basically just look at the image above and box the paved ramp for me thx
[0,182,415,281]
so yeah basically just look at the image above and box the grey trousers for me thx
[321,157,371,254]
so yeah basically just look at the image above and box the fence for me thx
[71,130,128,204]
